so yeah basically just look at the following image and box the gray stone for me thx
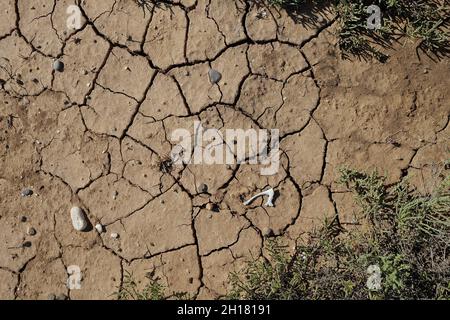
[70,206,88,231]
[53,60,64,72]
[21,188,33,197]
[208,69,222,84]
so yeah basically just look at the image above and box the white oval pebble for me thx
[95,223,104,233]
[70,206,88,231]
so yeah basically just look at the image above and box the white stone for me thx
[95,223,104,233]
[70,206,88,231]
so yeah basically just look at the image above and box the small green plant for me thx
[116,271,166,300]
[115,271,192,300]
[379,254,411,294]
[230,165,449,300]
[266,0,449,60]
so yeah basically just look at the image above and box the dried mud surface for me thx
[0,0,449,299]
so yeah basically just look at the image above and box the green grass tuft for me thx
[229,165,450,300]
[266,0,449,60]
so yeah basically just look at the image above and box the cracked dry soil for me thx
[0,0,449,300]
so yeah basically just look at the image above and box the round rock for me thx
[70,206,88,231]
[208,69,222,84]
[52,59,64,72]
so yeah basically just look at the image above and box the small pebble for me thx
[112,191,118,200]
[52,59,64,72]
[95,223,104,233]
[70,206,88,231]
[198,183,208,193]
[111,232,119,239]
[27,227,37,236]
[21,188,33,197]
[208,69,222,84]
[20,216,27,223]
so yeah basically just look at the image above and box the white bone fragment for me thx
[243,188,275,207]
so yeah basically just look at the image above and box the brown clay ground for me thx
[0,0,449,299]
